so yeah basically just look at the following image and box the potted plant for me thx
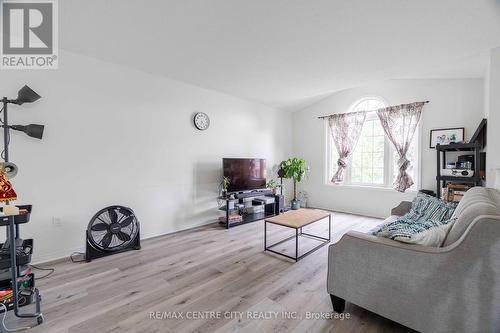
[222,176,230,198]
[279,158,309,210]
[266,179,281,195]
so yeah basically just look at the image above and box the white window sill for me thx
[324,182,418,194]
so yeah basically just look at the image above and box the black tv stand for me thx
[219,190,277,229]
[233,189,273,199]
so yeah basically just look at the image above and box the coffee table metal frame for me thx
[264,213,331,261]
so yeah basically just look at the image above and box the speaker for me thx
[457,154,474,169]
[274,195,284,215]
[480,152,486,179]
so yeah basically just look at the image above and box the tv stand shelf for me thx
[219,191,278,229]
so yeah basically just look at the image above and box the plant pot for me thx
[291,199,300,210]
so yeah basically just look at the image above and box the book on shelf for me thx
[444,184,471,202]
[218,215,243,223]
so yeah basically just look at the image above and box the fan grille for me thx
[87,206,139,252]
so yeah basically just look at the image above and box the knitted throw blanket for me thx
[372,193,458,242]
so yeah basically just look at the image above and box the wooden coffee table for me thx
[264,208,331,261]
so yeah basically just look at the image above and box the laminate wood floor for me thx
[5,212,416,333]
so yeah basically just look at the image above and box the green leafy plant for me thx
[279,158,309,202]
[222,176,231,192]
[266,179,281,193]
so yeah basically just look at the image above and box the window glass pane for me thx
[363,120,374,136]
[373,152,384,168]
[362,152,372,169]
[373,136,384,152]
[373,120,385,136]
[373,168,384,184]
[362,168,373,183]
[349,104,386,185]
[351,167,362,183]
[352,152,362,168]
[361,135,372,152]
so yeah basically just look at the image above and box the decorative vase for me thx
[291,199,300,210]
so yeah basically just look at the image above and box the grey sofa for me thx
[327,187,500,333]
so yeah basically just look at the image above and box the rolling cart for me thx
[0,207,43,325]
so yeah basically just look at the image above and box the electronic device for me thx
[86,206,141,262]
[446,162,456,169]
[235,189,272,199]
[252,199,264,206]
[457,154,474,169]
[223,158,266,192]
[244,205,264,214]
[254,196,275,205]
[275,195,285,215]
[441,169,474,177]
[227,200,236,210]
[480,152,486,179]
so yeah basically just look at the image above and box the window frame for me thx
[325,96,421,191]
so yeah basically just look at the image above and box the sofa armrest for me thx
[390,200,412,216]
[327,216,500,333]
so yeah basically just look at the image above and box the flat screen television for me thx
[223,158,266,192]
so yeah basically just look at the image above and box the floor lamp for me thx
[1,85,44,324]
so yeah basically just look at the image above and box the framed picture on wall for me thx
[429,127,464,148]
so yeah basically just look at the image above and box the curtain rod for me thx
[317,100,430,119]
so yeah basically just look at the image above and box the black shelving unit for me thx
[436,142,483,199]
[219,193,278,229]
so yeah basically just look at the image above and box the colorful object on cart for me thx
[0,289,13,303]
[18,272,33,289]
[0,169,16,202]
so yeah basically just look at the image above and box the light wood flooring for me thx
[5,212,416,333]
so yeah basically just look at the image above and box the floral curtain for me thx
[377,102,424,192]
[328,112,366,183]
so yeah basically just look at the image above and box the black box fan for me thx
[86,206,141,262]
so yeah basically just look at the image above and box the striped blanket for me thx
[372,193,458,246]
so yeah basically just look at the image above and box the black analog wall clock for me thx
[193,112,210,130]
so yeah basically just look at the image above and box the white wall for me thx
[292,79,485,218]
[486,47,500,188]
[0,50,292,262]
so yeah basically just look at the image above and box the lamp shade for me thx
[14,85,41,105]
[10,124,44,139]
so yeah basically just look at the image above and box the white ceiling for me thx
[60,0,500,111]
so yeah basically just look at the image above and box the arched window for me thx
[327,97,419,188]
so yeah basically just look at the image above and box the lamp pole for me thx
[2,97,20,315]
[2,98,8,162]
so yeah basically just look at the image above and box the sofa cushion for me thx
[442,187,500,246]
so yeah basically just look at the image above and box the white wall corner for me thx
[486,46,500,187]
